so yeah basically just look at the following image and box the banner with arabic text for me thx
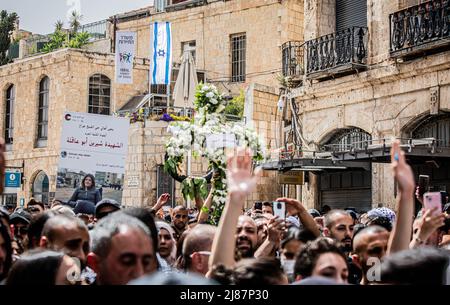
[55,112,130,203]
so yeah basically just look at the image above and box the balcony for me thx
[390,0,450,58]
[306,27,368,79]
[282,41,305,81]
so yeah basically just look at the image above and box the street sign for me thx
[5,172,21,188]
[277,171,305,185]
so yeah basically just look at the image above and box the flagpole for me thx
[167,79,171,108]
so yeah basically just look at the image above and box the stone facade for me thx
[284,0,450,210]
[0,49,149,205]
[114,0,304,93]
[0,0,306,207]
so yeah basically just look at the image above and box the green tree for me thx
[0,10,18,66]
[69,11,82,36]
[42,20,90,54]
[224,90,245,117]
[66,31,90,48]
[55,20,64,32]
[41,28,67,53]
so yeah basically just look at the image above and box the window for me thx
[32,171,49,204]
[1,194,17,208]
[182,40,196,63]
[336,0,367,32]
[230,33,246,82]
[37,76,49,146]
[89,74,111,115]
[157,165,175,207]
[155,0,169,12]
[5,85,15,147]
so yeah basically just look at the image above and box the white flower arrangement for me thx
[164,82,266,225]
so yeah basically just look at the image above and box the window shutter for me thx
[336,0,367,32]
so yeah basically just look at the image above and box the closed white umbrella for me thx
[173,51,198,109]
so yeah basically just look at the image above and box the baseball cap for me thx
[286,215,300,228]
[95,198,121,218]
[10,208,32,225]
[308,209,321,218]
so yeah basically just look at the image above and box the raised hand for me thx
[391,140,415,193]
[154,193,170,211]
[226,149,261,197]
[266,216,285,243]
[416,207,446,242]
[275,197,306,216]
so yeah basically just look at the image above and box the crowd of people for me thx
[0,140,449,285]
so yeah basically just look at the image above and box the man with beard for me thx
[352,225,389,285]
[235,215,258,259]
[323,209,359,284]
[171,206,189,241]
[323,210,354,255]
[39,214,92,283]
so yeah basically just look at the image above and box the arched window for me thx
[322,127,372,152]
[411,114,450,147]
[89,74,111,115]
[32,171,49,204]
[4,84,15,146]
[37,76,49,146]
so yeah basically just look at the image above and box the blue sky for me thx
[2,0,154,34]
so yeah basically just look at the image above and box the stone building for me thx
[268,0,450,212]
[0,49,149,205]
[0,0,305,208]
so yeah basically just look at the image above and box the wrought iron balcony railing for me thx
[282,41,305,79]
[306,27,368,77]
[390,0,450,57]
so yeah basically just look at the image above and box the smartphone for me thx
[418,175,430,197]
[273,201,286,219]
[423,192,442,216]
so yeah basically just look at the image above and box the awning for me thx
[261,138,450,172]
[329,138,450,163]
[261,158,371,172]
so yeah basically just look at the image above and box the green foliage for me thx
[55,20,64,32]
[69,11,82,35]
[41,29,67,53]
[66,31,90,48]
[224,90,245,117]
[0,10,18,66]
[42,29,90,53]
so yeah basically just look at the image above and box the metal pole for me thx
[187,150,191,209]
[167,81,171,108]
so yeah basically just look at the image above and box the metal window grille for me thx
[5,85,14,144]
[231,33,246,82]
[38,77,49,141]
[89,74,111,115]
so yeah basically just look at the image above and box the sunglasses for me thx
[174,214,188,219]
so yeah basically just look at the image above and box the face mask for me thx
[281,258,296,276]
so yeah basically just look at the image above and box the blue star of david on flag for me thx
[150,22,172,85]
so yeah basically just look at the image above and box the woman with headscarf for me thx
[156,221,178,267]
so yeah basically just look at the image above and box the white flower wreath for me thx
[164,83,266,225]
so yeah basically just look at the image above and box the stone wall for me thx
[292,0,450,210]
[115,0,304,93]
[0,49,149,204]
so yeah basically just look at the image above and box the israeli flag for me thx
[150,22,172,85]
